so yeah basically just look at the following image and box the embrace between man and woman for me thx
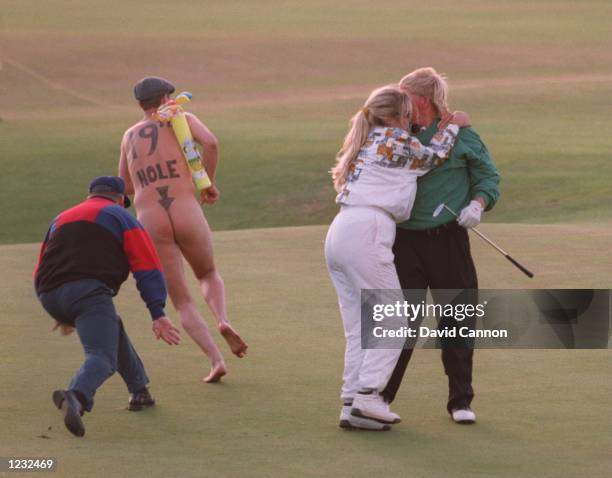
[325,67,500,431]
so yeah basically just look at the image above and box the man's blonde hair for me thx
[399,67,449,115]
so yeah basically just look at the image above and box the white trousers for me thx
[325,206,404,400]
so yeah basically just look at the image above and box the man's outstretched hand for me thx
[153,316,181,345]
[200,185,220,205]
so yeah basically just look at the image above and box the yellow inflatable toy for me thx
[155,92,212,191]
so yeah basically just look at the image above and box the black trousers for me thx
[382,222,478,413]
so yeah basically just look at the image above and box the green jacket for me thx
[398,123,500,230]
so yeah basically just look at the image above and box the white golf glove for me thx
[457,200,483,229]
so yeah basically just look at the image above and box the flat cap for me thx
[133,76,175,101]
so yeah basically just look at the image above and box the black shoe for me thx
[128,387,155,411]
[52,389,85,437]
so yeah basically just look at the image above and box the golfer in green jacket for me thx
[381,67,500,424]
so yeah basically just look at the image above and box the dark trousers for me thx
[381,222,478,413]
[39,279,149,411]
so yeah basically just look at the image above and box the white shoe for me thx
[451,408,476,424]
[339,404,352,428]
[351,391,401,425]
[339,401,390,431]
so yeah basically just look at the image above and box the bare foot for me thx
[219,322,248,358]
[203,362,227,383]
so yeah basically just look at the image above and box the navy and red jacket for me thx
[34,197,167,320]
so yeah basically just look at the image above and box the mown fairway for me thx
[0,1,610,477]
[0,1,611,243]
[1,224,611,478]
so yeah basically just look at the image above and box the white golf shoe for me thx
[351,391,401,425]
[340,402,391,431]
[451,408,476,424]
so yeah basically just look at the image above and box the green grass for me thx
[1,224,610,478]
[0,2,610,476]
[1,1,612,243]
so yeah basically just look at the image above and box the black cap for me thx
[133,76,175,101]
[88,176,131,208]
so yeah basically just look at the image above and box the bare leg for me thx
[197,267,247,358]
[154,236,227,382]
[173,203,248,358]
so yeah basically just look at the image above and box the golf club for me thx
[433,203,535,278]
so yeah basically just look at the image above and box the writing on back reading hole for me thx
[136,160,180,187]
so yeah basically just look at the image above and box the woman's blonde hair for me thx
[399,67,448,115]
[331,85,410,192]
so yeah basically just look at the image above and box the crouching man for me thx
[34,176,181,437]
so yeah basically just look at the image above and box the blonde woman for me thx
[325,85,468,431]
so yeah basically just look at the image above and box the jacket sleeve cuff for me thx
[472,190,497,211]
[149,304,166,320]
